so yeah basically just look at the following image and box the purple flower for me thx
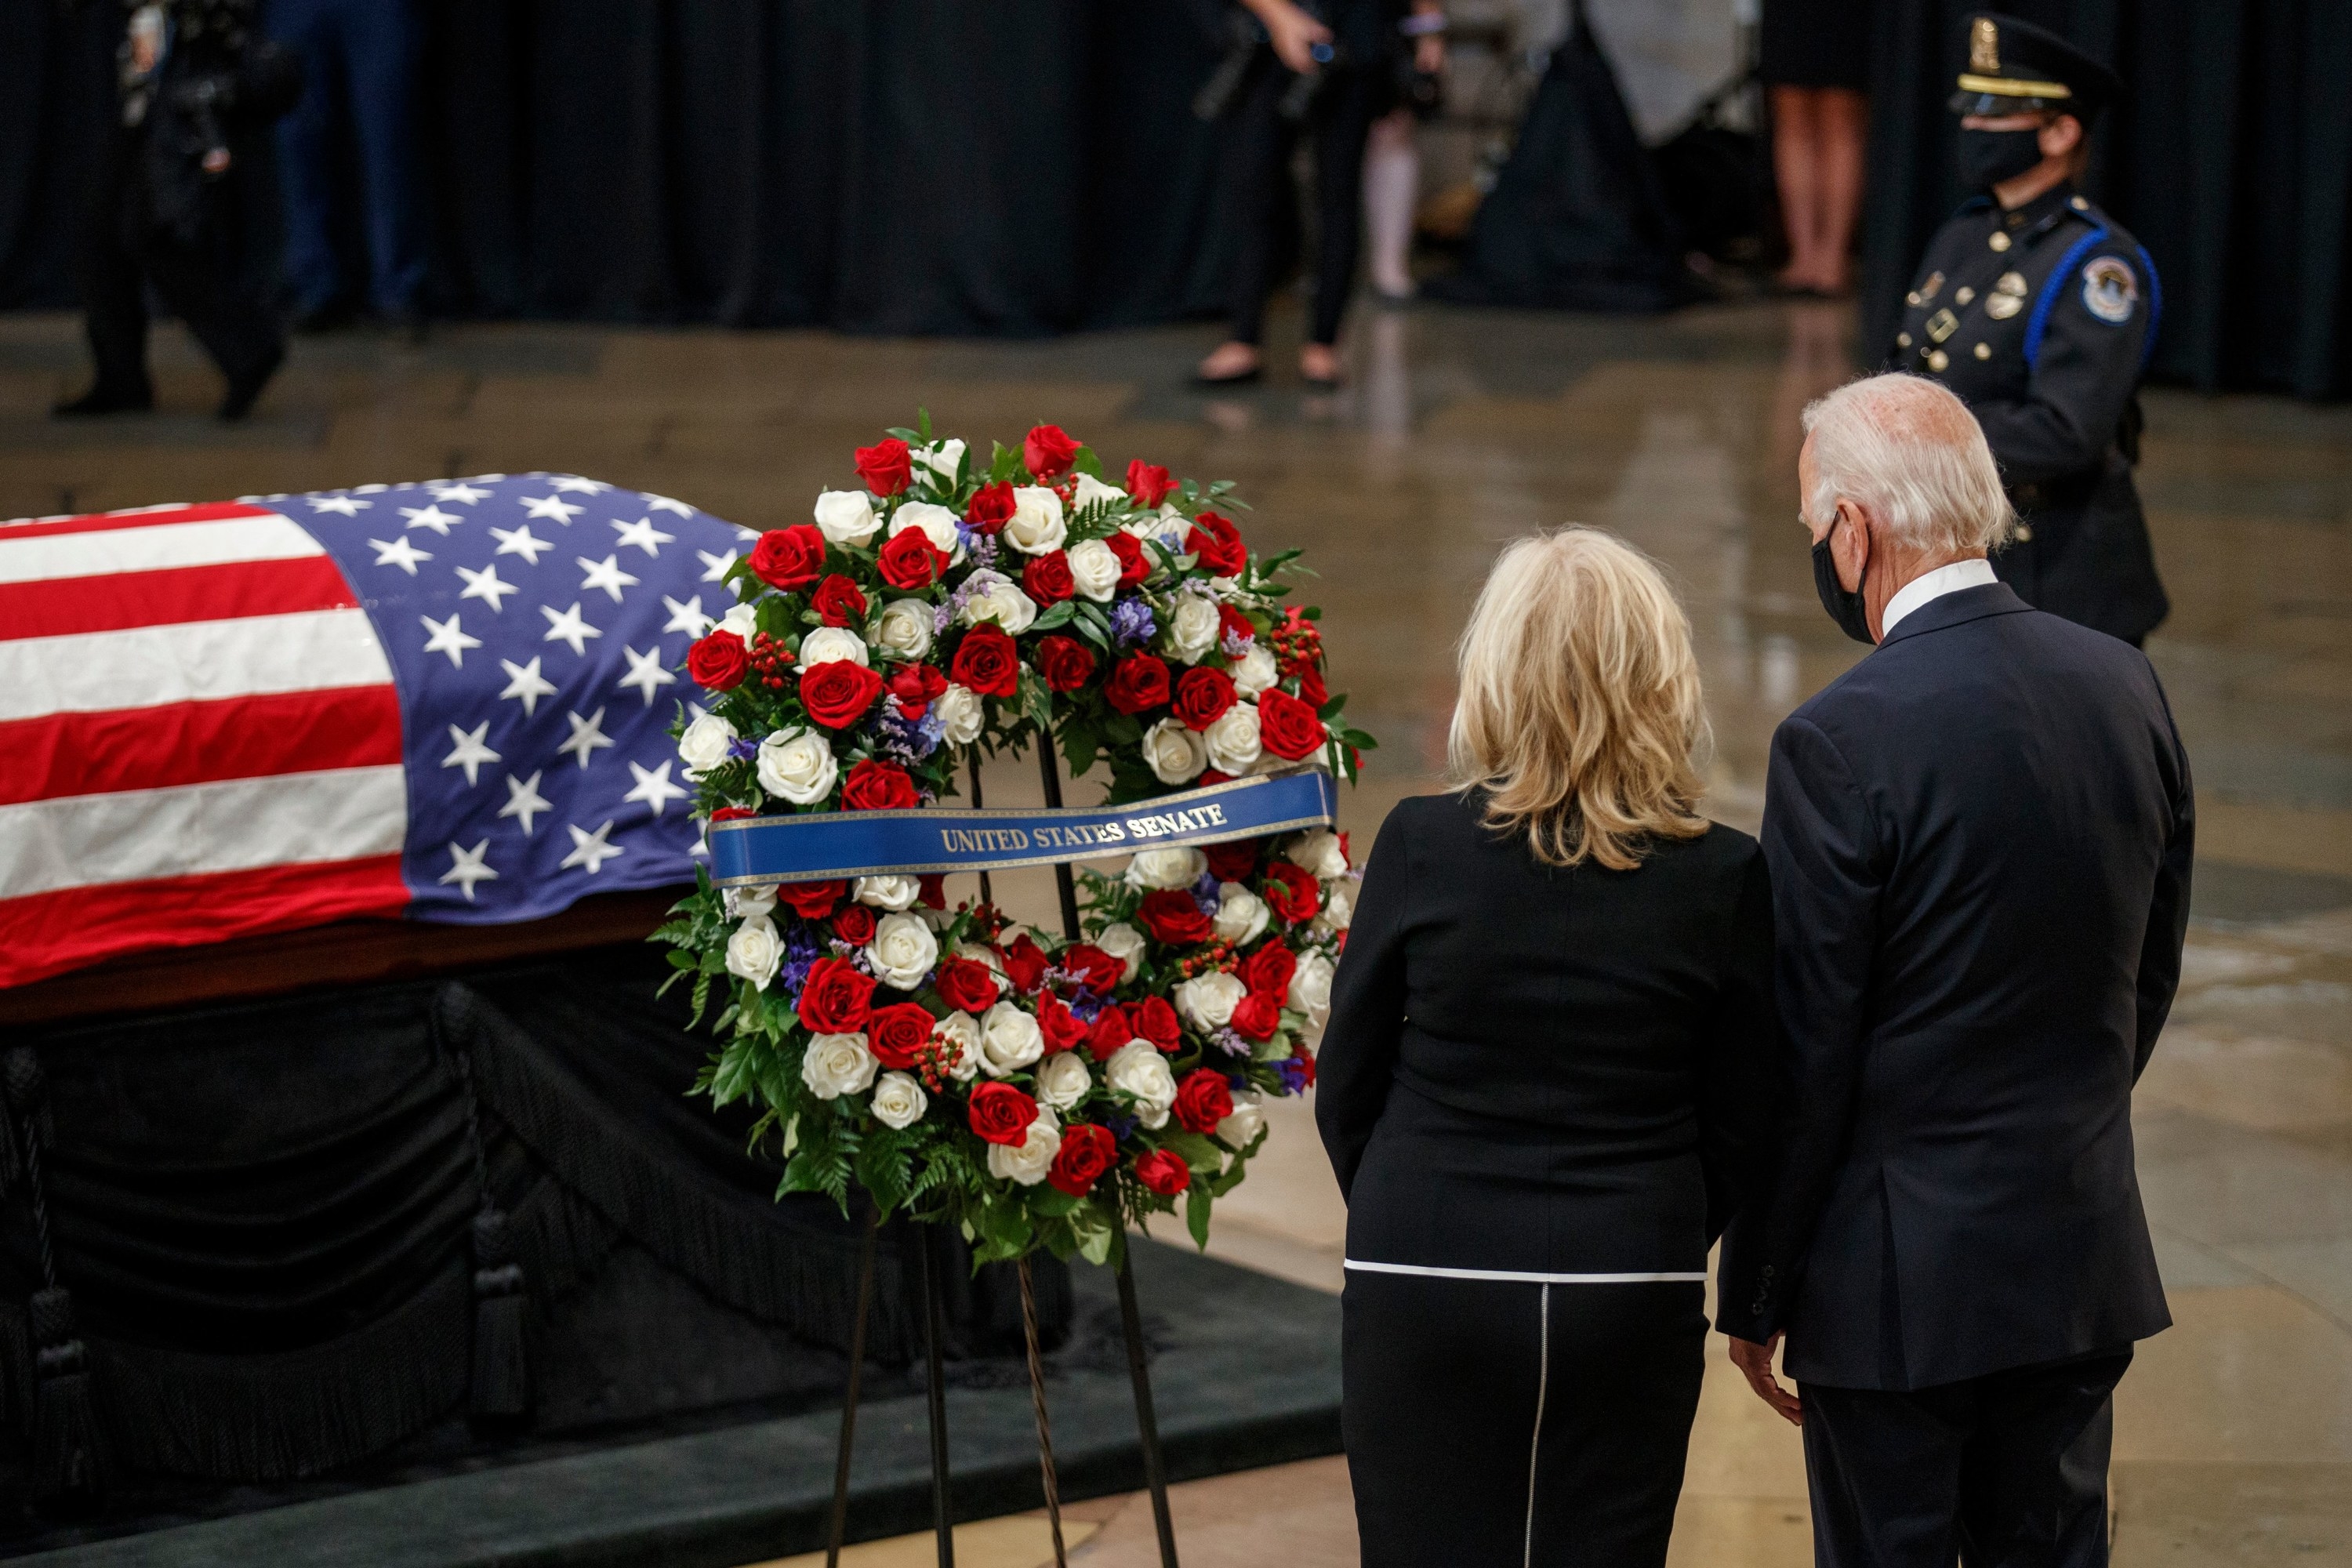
[1276,1054,1311,1094]
[779,924,825,1003]
[727,735,761,762]
[1104,1113,1140,1142]
[1220,628,1254,659]
[1210,1027,1250,1058]
[1190,870,1221,917]
[873,702,946,763]
[1109,594,1156,648]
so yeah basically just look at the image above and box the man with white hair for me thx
[1716,372,2194,1566]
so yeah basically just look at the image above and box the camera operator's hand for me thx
[1411,2,1446,74]
[1243,0,1334,75]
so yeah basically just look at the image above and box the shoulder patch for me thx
[2081,256,2138,325]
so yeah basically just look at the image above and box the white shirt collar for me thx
[1881,558,1998,638]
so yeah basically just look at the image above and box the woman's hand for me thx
[1729,1334,1803,1425]
[1243,0,1334,75]
[1411,2,1447,74]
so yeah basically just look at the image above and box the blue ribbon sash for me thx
[707,768,1339,887]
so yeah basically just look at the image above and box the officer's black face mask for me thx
[1812,534,1875,644]
[1956,126,2046,191]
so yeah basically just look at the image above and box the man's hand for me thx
[1244,0,1334,74]
[1729,1334,1803,1426]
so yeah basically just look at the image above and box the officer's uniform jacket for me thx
[1887,183,2169,643]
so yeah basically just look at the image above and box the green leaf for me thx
[710,1039,760,1106]
[1078,1219,1117,1266]
[1073,445,1105,481]
[1030,600,1076,633]
[1030,1186,1080,1219]
[1163,1130,1223,1172]
[1061,723,1102,779]
[1018,670,1054,731]
[1185,1186,1213,1250]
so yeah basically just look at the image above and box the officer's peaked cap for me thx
[1950,13,2121,122]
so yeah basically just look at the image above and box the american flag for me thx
[0,474,751,989]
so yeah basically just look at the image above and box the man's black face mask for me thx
[1813,534,1875,644]
[1956,126,2045,191]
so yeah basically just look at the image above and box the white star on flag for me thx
[612,517,676,557]
[400,504,463,535]
[561,820,626,873]
[499,771,552,835]
[662,593,713,637]
[548,475,612,495]
[557,706,614,768]
[441,720,501,786]
[440,840,499,901]
[540,601,601,656]
[308,495,368,516]
[498,656,558,717]
[368,536,433,575]
[578,554,641,603]
[490,523,554,564]
[427,481,492,505]
[421,612,483,667]
[618,644,677,705]
[456,562,519,612]
[696,549,737,583]
[643,493,695,517]
[624,760,688,817]
[521,495,585,524]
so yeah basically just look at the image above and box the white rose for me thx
[1125,846,1207,891]
[1004,487,1067,555]
[874,598,935,662]
[1213,882,1272,946]
[800,1032,877,1100]
[987,1105,1062,1185]
[959,571,1038,634]
[814,489,882,544]
[798,626,869,669]
[855,874,922,910]
[1142,718,1207,785]
[912,438,965,486]
[870,1071,929,1129]
[1203,702,1263,775]
[1174,971,1247,1033]
[1094,922,1147,981]
[757,726,838,805]
[724,884,777,920]
[1284,829,1350,880]
[1320,881,1356,931]
[978,1001,1046,1077]
[1288,951,1336,1024]
[934,684,985,746]
[1066,538,1121,602]
[1105,1040,1178,1129]
[1217,1094,1267,1152]
[936,1011,982,1080]
[1231,644,1279,698]
[720,602,759,637]
[1071,471,1127,515]
[954,942,1005,976]
[1036,1051,1093,1111]
[724,917,783,989]
[677,713,737,775]
[866,911,939,991]
[1123,515,1193,569]
[1165,595,1222,663]
[890,501,964,562]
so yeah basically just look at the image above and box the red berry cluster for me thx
[1171,938,1240,982]
[1270,609,1323,678]
[747,632,797,691]
[912,1028,964,1096]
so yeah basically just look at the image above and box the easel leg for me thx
[917,1226,956,1568]
[825,1207,881,1568]
[1018,1258,1067,1567]
[1116,1248,1181,1568]
[968,753,994,909]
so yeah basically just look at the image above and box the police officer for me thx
[54,0,299,423]
[1888,13,2168,645]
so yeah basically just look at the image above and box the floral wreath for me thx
[655,417,1376,1265]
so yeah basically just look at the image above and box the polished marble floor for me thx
[5,293,2350,1564]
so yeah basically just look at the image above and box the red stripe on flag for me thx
[0,555,358,642]
[0,502,277,542]
[0,686,405,808]
[0,855,412,989]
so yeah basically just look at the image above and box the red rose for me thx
[1106,533,1150,587]
[1087,1004,1132,1062]
[1173,1069,1235,1135]
[800,659,884,729]
[867,1001,937,1069]
[1198,770,1232,786]
[1034,635,1096,694]
[710,806,757,822]
[1185,512,1247,577]
[1261,861,1320,925]
[1133,1148,1192,1198]
[933,956,1000,1014]
[1062,943,1123,995]
[1134,996,1181,1052]
[797,956,877,1033]
[1296,665,1329,710]
[750,525,826,590]
[811,574,869,627]
[1290,1045,1317,1087]
[1138,889,1213,946]
[919,873,946,909]
[833,904,877,945]
[1023,551,1076,604]
[1258,689,1328,761]
[1218,604,1256,649]
[855,437,912,497]
[1000,932,1051,994]
[779,879,848,919]
[1039,995,1090,1057]
[967,481,1017,533]
[1231,991,1282,1041]
[949,623,1020,699]
[1048,1123,1116,1196]
[1172,666,1236,732]
[968,1081,1039,1146]
[1203,839,1260,884]
[1239,941,1296,1000]
[877,527,949,590]
[841,758,919,811]
[1105,652,1171,715]
[1024,423,1080,479]
[688,630,750,690]
[1125,459,1174,507]
[887,661,947,717]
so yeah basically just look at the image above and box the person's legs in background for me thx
[1199,60,1289,385]
[1301,68,1379,386]
[57,132,154,415]
[1362,107,1418,303]
[270,0,350,328]
[1772,85,1867,296]
[1813,87,1867,297]
[140,183,287,420]
[339,0,427,327]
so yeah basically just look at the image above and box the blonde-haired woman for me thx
[1318,527,1775,1565]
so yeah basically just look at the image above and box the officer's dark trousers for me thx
[1802,1349,2132,1568]
[267,0,426,315]
[1221,56,1381,348]
[78,132,284,398]
[1342,1272,1705,1566]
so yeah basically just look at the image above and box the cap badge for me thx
[1971,17,2001,73]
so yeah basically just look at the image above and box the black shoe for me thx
[52,383,154,418]
[219,346,285,422]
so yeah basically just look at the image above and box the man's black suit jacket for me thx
[1716,582,2194,1392]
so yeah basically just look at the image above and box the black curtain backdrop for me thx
[1863,0,2352,398]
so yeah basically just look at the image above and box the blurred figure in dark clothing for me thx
[57,0,299,421]
[1759,0,1871,296]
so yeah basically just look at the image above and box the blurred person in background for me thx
[1759,0,1870,296]
[1363,9,1445,304]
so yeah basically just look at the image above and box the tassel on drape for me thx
[468,1206,532,1421]
[7,1048,108,1508]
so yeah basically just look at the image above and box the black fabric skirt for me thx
[1759,0,1874,90]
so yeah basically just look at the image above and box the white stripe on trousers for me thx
[1343,1258,1707,1285]
[1526,1282,1551,1568]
